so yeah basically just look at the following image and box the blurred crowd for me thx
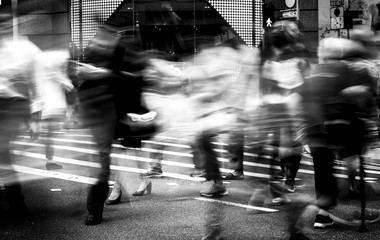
[1,18,380,240]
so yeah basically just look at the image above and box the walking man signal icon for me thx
[266,18,272,27]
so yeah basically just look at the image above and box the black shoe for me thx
[140,170,163,178]
[314,214,334,229]
[200,183,228,197]
[223,171,244,180]
[46,162,63,170]
[285,179,296,193]
[105,192,122,205]
[190,169,207,178]
[85,214,102,226]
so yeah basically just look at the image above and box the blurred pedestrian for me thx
[77,25,150,225]
[35,50,74,170]
[301,36,376,229]
[0,34,42,221]
[182,45,243,198]
[249,20,310,240]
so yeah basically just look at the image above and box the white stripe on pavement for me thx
[194,197,278,212]
[11,164,103,185]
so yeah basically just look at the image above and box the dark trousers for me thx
[194,131,221,181]
[226,129,244,172]
[0,99,29,209]
[310,147,338,210]
[87,120,116,216]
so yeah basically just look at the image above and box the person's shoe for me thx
[272,196,291,206]
[286,186,296,193]
[223,171,244,180]
[285,179,296,193]
[46,162,63,170]
[105,192,122,205]
[85,214,102,226]
[140,169,163,178]
[314,214,334,229]
[133,181,152,196]
[200,183,228,197]
[190,169,207,178]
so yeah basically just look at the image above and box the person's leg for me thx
[283,146,303,193]
[224,129,244,180]
[190,141,207,177]
[44,118,63,170]
[0,100,29,219]
[199,131,227,197]
[343,155,360,193]
[86,120,115,225]
[105,180,122,205]
[140,143,164,178]
[310,146,336,228]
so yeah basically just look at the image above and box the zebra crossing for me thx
[9,128,380,185]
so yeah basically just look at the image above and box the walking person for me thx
[0,34,42,221]
[77,25,150,225]
[35,50,74,170]
[182,45,241,198]
[248,20,311,239]
[300,36,376,229]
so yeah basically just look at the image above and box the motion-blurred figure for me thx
[35,50,74,170]
[183,45,241,198]
[0,35,42,221]
[77,25,150,225]
[301,37,376,230]
[249,20,310,240]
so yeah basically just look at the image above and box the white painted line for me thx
[194,197,278,212]
[11,165,100,185]
[12,151,204,182]
[51,189,62,191]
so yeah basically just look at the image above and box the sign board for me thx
[331,17,344,29]
[331,7,344,17]
[280,9,298,19]
[330,0,344,6]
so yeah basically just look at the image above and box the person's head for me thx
[269,20,301,49]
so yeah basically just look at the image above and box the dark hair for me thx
[269,20,301,48]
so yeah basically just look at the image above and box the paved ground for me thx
[1,128,380,239]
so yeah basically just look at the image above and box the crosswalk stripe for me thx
[11,164,101,185]
[12,150,205,181]
[194,197,278,212]
[13,139,378,179]
[12,150,277,180]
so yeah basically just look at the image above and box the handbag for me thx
[118,111,160,140]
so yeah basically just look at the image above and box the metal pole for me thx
[358,154,368,232]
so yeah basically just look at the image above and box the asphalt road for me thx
[1,128,380,240]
